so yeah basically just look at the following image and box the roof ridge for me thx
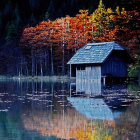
[87,41,115,46]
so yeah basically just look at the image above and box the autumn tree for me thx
[20,1,139,76]
[20,27,37,76]
[92,0,107,38]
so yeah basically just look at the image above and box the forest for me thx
[0,0,139,76]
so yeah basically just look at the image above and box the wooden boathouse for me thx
[67,42,131,81]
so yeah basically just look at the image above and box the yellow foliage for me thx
[116,6,120,15]
[107,8,113,14]
[75,122,113,140]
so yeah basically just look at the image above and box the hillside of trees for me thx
[0,0,139,76]
[0,0,139,41]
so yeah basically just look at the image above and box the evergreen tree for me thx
[44,11,49,21]
[92,0,107,37]
[5,21,17,41]
[47,0,55,20]
[29,0,40,10]
[14,5,21,27]
[30,13,36,25]
[98,0,105,9]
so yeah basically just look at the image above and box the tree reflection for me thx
[0,80,139,140]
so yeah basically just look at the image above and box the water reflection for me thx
[68,81,133,121]
[67,97,123,120]
[0,79,140,140]
[76,80,102,95]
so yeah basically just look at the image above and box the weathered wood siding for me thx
[76,65,86,79]
[91,66,101,80]
[75,51,127,79]
[101,55,126,77]
[76,65,101,80]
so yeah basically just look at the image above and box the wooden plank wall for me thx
[101,56,127,77]
[90,66,101,80]
[76,65,101,80]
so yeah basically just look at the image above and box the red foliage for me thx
[20,8,139,60]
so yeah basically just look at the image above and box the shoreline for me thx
[0,75,76,82]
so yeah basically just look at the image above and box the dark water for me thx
[0,79,140,140]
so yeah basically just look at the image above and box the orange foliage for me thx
[20,1,139,58]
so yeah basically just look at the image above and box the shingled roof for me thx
[67,42,125,64]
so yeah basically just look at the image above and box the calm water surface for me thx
[0,79,140,140]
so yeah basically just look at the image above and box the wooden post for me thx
[103,76,106,85]
[70,64,71,78]
[70,83,72,97]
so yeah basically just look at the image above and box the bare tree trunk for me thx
[16,65,19,76]
[40,55,43,76]
[44,50,47,75]
[50,45,54,75]
[35,57,38,76]
[20,57,23,76]
[16,61,20,76]
[67,49,70,76]
[62,43,65,75]
[31,49,35,76]
[26,65,29,76]
[45,48,50,75]
[18,67,20,77]
[62,20,65,75]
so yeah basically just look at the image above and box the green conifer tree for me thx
[47,0,55,19]
[14,5,21,27]
[44,11,49,21]
[98,0,105,9]
[92,0,107,37]
[5,21,17,41]
[30,13,36,25]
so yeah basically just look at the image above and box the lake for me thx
[0,79,140,140]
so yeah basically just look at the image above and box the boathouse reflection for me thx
[68,80,129,120]
[76,80,102,95]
